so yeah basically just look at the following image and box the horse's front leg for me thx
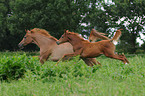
[81,58,101,67]
[55,53,78,66]
[39,51,51,64]
[55,48,83,65]
[81,58,94,66]
[89,58,101,66]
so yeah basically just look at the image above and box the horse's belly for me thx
[81,44,103,58]
[50,43,74,60]
[81,51,102,58]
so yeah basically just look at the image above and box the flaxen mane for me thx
[31,28,57,41]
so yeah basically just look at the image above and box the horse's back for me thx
[81,40,115,58]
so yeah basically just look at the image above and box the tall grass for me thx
[0,52,145,96]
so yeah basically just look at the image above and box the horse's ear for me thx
[64,29,69,33]
[25,29,29,32]
[66,30,69,33]
[91,29,95,33]
[26,30,32,34]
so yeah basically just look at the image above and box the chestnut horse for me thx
[89,29,109,42]
[18,28,100,66]
[56,29,129,64]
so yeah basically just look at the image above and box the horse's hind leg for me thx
[103,50,127,64]
[119,54,129,63]
[105,54,127,64]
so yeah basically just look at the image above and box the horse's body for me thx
[89,29,109,42]
[56,29,129,64]
[18,28,99,66]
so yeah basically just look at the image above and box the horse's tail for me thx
[110,29,122,45]
[91,29,110,40]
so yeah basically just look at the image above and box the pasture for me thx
[0,52,145,96]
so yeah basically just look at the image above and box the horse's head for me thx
[89,29,109,42]
[18,29,34,49]
[89,29,97,42]
[56,30,70,45]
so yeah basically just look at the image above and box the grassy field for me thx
[0,52,145,96]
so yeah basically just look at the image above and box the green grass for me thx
[0,52,145,96]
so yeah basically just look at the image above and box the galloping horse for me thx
[18,28,74,64]
[56,29,129,64]
[89,29,109,42]
[18,28,100,66]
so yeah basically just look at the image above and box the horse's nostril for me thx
[18,43,24,49]
[18,44,21,47]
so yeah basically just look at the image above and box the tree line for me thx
[0,0,145,53]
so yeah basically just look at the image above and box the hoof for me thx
[125,62,128,64]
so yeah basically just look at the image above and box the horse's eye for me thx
[24,37,26,39]
[62,36,64,38]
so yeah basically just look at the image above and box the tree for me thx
[81,0,145,53]
[0,0,14,50]
[0,0,98,51]
[4,0,98,51]
[8,0,98,38]
[1,0,144,53]
[101,0,145,53]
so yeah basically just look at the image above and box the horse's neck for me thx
[32,34,56,50]
[69,35,83,46]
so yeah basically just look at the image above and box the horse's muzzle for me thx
[56,41,60,45]
[18,43,24,49]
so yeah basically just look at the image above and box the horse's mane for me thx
[31,28,57,41]
[69,32,89,42]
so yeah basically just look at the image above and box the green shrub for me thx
[0,53,39,80]
[23,56,102,83]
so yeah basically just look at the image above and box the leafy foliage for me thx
[0,52,145,83]
[0,52,145,96]
[8,0,95,38]
[0,0,145,53]
[0,53,39,80]
[101,0,145,53]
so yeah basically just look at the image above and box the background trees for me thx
[102,0,145,53]
[0,0,13,50]
[0,0,145,53]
